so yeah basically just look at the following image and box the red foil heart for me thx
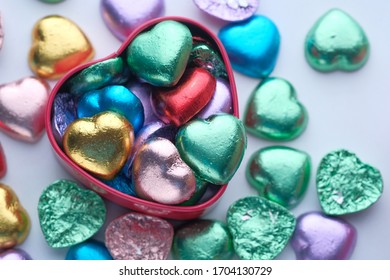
[46,17,238,220]
[152,67,216,126]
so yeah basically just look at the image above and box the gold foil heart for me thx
[0,183,30,249]
[63,111,134,180]
[29,15,94,80]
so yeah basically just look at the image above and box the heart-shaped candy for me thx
[0,77,50,142]
[51,92,77,145]
[63,111,134,180]
[105,212,173,260]
[218,15,280,78]
[101,0,165,41]
[152,67,216,126]
[172,219,234,260]
[227,196,296,260]
[66,240,113,260]
[176,113,246,185]
[29,15,94,80]
[0,184,30,249]
[126,20,192,87]
[246,146,311,208]
[316,149,383,215]
[305,9,369,72]
[38,180,106,248]
[244,77,308,141]
[0,249,32,260]
[77,85,144,133]
[132,137,196,205]
[291,212,357,260]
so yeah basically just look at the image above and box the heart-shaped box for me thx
[45,16,238,220]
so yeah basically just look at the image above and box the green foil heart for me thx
[244,77,308,141]
[305,8,370,72]
[316,149,383,215]
[38,180,106,248]
[176,113,247,185]
[227,196,296,260]
[172,220,234,260]
[126,20,192,87]
[246,146,311,208]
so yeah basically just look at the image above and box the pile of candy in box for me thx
[0,0,383,260]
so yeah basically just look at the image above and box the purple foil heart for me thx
[291,212,357,260]
[0,248,32,260]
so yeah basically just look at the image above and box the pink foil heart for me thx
[0,77,50,142]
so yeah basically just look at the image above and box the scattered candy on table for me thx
[0,183,30,249]
[37,180,106,248]
[105,212,173,260]
[0,77,50,142]
[305,8,370,72]
[172,219,234,260]
[244,77,308,141]
[101,0,165,41]
[227,196,296,260]
[291,212,357,260]
[316,149,383,215]
[29,15,94,80]
[218,15,280,78]
[246,146,311,208]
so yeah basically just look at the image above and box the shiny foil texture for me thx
[66,240,113,260]
[105,212,173,260]
[101,0,165,41]
[227,196,296,260]
[305,9,369,72]
[0,249,32,260]
[218,15,280,78]
[38,180,106,248]
[291,212,357,260]
[0,77,50,142]
[63,111,134,180]
[316,149,383,215]
[152,67,216,126]
[0,184,30,249]
[189,43,227,79]
[244,77,308,141]
[132,137,196,205]
[29,15,94,79]
[66,57,129,96]
[77,85,144,133]
[126,20,192,87]
[246,146,311,208]
[172,220,234,260]
[127,81,159,124]
[194,0,259,21]
[176,114,246,185]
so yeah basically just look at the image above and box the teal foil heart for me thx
[176,113,246,185]
[38,180,106,248]
[316,149,383,215]
[218,15,280,78]
[244,77,308,141]
[246,146,311,208]
[77,85,144,133]
[305,8,370,72]
[227,196,296,260]
[126,20,192,87]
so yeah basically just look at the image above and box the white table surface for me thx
[0,0,389,260]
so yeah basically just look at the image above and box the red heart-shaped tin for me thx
[45,16,238,220]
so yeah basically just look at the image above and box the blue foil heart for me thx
[218,15,280,78]
[66,240,113,260]
[77,85,144,133]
